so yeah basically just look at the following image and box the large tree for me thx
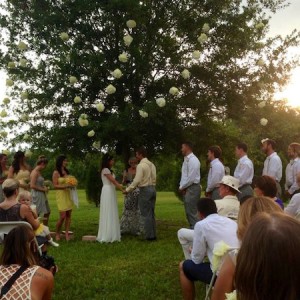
[0,0,298,158]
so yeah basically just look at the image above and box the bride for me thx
[97,154,124,243]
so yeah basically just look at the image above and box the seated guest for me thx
[215,175,240,220]
[179,198,239,300]
[0,225,54,299]
[235,212,300,300]
[253,175,284,209]
[285,173,300,219]
[211,197,282,300]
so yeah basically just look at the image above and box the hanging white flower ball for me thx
[181,69,191,79]
[96,102,105,112]
[258,101,266,108]
[105,84,116,94]
[20,114,29,122]
[0,131,8,138]
[25,150,33,158]
[69,76,78,84]
[2,150,10,155]
[255,22,265,29]
[7,62,16,68]
[169,87,179,96]
[73,96,82,104]
[60,32,69,41]
[23,133,30,140]
[139,110,148,118]
[21,92,28,100]
[260,118,268,126]
[202,23,210,33]
[0,110,8,118]
[123,34,133,46]
[126,20,137,28]
[6,79,14,87]
[192,50,201,59]
[19,58,28,67]
[78,114,89,127]
[156,98,166,108]
[18,41,28,51]
[92,141,101,150]
[257,59,265,66]
[3,98,10,105]
[87,130,95,137]
[118,52,128,63]
[197,33,208,43]
[112,68,123,79]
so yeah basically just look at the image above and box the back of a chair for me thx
[0,221,42,255]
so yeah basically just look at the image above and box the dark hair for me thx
[196,197,217,217]
[101,153,113,170]
[266,139,276,150]
[11,151,25,175]
[253,175,277,198]
[235,212,300,300]
[182,141,194,151]
[56,155,69,177]
[208,145,222,159]
[236,142,248,153]
[239,194,252,205]
[0,225,37,267]
[0,153,7,173]
[136,147,147,158]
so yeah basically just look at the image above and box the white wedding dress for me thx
[96,168,121,243]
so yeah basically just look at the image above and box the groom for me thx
[124,147,157,241]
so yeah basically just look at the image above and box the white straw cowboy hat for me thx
[219,176,241,193]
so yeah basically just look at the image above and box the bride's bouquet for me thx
[66,175,79,208]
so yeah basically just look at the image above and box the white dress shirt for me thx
[215,195,240,220]
[191,214,239,268]
[262,152,282,182]
[179,153,201,190]
[285,193,300,216]
[288,158,300,194]
[206,158,225,192]
[285,160,294,190]
[233,155,254,186]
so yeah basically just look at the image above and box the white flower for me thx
[156,97,166,107]
[0,110,8,118]
[60,32,69,41]
[126,20,137,28]
[21,92,28,100]
[2,150,10,155]
[23,133,30,140]
[181,69,191,79]
[105,84,116,94]
[119,52,128,63]
[92,141,101,150]
[0,131,8,138]
[225,290,237,300]
[80,113,88,119]
[212,241,231,272]
[20,114,29,122]
[96,102,105,112]
[192,50,201,59]
[6,79,14,87]
[25,150,32,158]
[69,76,78,84]
[169,87,179,96]
[7,61,16,68]
[73,96,82,104]
[139,110,148,118]
[260,118,268,126]
[197,33,208,43]
[123,34,133,46]
[202,23,210,33]
[257,59,265,66]
[87,130,95,137]
[112,68,123,79]
[78,114,89,127]
[18,41,28,51]
[3,98,10,105]
[19,58,27,67]
[255,22,265,29]
[258,101,266,108]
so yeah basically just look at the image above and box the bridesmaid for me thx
[0,153,9,203]
[7,151,31,191]
[52,155,73,241]
[30,156,51,226]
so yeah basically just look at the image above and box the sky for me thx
[0,1,300,106]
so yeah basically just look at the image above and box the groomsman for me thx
[205,145,225,200]
[179,142,201,229]
[234,143,254,200]
[261,138,282,197]
[285,143,300,197]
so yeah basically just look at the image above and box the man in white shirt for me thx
[261,138,282,197]
[285,143,300,198]
[125,147,157,241]
[179,198,239,300]
[234,142,254,200]
[285,173,300,219]
[206,145,225,200]
[179,142,201,229]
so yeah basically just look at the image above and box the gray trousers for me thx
[238,184,254,201]
[183,184,201,229]
[138,186,156,239]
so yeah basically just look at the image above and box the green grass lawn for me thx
[2,191,206,300]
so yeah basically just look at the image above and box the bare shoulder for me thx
[31,267,54,300]
[34,267,53,280]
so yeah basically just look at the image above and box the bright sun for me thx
[274,67,300,108]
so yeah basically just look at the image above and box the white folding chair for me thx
[0,221,42,255]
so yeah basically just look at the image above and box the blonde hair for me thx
[237,196,282,240]
[17,190,32,203]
